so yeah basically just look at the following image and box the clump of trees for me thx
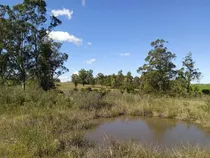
[72,69,141,92]
[73,39,202,95]
[0,0,68,90]
[137,39,201,94]
[0,0,202,95]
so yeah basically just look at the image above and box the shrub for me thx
[202,89,210,95]
[71,91,112,110]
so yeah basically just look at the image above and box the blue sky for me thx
[2,0,210,83]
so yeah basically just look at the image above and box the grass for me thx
[1,85,210,157]
[192,84,210,92]
[56,82,105,92]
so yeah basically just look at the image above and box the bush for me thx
[71,91,112,110]
[202,89,210,95]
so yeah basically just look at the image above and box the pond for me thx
[85,116,210,148]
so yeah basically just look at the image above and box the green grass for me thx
[1,85,210,157]
[56,82,105,92]
[192,84,210,91]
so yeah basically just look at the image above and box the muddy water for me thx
[86,117,210,148]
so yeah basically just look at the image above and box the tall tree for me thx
[133,76,140,89]
[116,70,124,88]
[182,52,201,93]
[0,0,68,90]
[72,74,80,88]
[38,41,68,90]
[124,71,134,92]
[87,69,95,86]
[110,74,117,88]
[96,73,105,86]
[78,69,88,86]
[137,39,176,92]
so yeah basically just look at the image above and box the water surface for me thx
[86,117,210,148]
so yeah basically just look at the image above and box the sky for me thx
[1,0,210,83]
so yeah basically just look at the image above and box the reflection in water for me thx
[85,116,210,148]
[145,118,176,142]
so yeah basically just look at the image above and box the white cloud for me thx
[85,58,96,64]
[51,8,73,20]
[82,0,86,6]
[87,42,92,46]
[59,75,71,82]
[72,71,79,75]
[48,31,82,46]
[120,53,130,56]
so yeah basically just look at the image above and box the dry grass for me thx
[1,85,210,157]
[86,139,210,158]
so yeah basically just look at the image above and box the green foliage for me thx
[182,52,202,93]
[96,73,105,86]
[137,39,177,93]
[1,86,210,157]
[202,89,210,95]
[70,91,112,110]
[72,74,80,88]
[78,69,89,86]
[0,0,68,90]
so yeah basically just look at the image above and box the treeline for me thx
[0,1,203,94]
[72,69,140,92]
[72,39,202,95]
[0,0,68,90]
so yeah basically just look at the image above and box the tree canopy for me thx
[0,0,68,90]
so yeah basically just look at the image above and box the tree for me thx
[104,75,111,87]
[72,74,80,88]
[87,69,95,86]
[96,73,105,86]
[0,4,31,89]
[0,0,68,90]
[124,71,134,93]
[38,41,68,90]
[137,39,176,93]
[78,69,88,86]
[133,76,140,89]
[182,52,201,93]
[116,70,124,88]
[110,74,117,88]
[0,5,11,84]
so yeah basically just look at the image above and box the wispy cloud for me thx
[51,8,73,20]
[87,42,92,46]
[48,31,82,46]
[82,0,86,6]
[85,58,96,64]
[120,53,130,56]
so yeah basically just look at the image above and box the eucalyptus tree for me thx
[78,69,88,86]
[116,70,124,88]
[137,39,177,93]
[182,52,201,93]
[0,0,68,90]
[96,73,105,86]
[72,74,80,88]
[87,69,95,86]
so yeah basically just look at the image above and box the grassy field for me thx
[192,84,210,91]
[56,82,105,91]
[1,85,210,157]
[58,82,210,92]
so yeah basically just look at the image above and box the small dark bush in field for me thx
[71,91,112,110]
[99,88,111,96]
[92,89,99,93]
[86,87,92,92]
[73,88,79,91]
[80,88,86,92]
[202,89,210,95]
